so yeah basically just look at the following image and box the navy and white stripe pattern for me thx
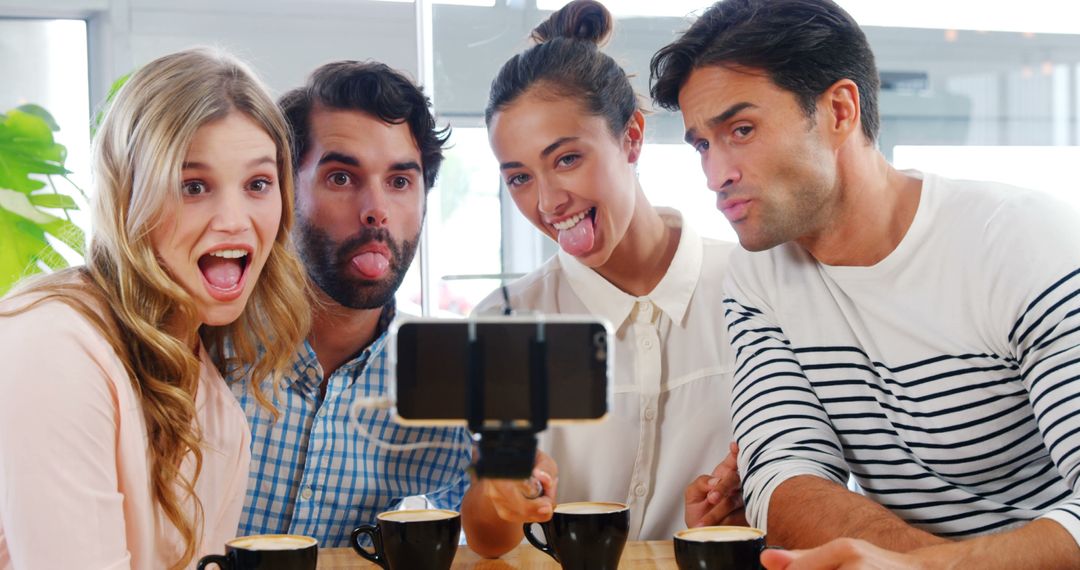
[727,267,1080,539]
[228,312,472,547]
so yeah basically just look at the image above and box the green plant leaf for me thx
[42,218,86,255]
[16,104,60,131]
[0,209,51,295]
[0,103,83,294]
[29,193,78,210]
[0,188,56,224]
[0,110,69,193]
[92,73,132,138]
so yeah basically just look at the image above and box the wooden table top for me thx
[318,540,677,569]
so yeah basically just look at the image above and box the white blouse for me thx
[476,209,738,540]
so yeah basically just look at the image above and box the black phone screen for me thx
[393,318,610,422]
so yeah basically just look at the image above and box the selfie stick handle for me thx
[466,320,548,479]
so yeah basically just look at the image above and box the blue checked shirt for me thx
[227,308,473,547]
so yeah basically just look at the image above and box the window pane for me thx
[0,19,90,263]
[397,126,503,317]
[429,4,1080,283]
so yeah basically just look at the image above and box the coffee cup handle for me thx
[523,523,560,563]
[196,554,231,570]
[352,524,388,569]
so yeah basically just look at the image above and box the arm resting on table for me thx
[767,475,947,551]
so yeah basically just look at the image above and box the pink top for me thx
[0,293,251,569]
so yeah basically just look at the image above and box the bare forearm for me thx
[911,518,1079,570]
[767,475,948,551]
[461,479,523,558]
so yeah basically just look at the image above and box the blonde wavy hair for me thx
[3,48,310,569]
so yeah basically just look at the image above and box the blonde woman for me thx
[0,48,309,569]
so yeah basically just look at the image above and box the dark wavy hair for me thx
[484,0,636,138]
[280,61,449,190]
[650,0,880,143]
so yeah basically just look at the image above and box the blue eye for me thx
[557,154,580,167]
[694,140,710,154]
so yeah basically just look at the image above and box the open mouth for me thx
[197,248,250,299]
[554,207,597,257]
[552,207,596,231]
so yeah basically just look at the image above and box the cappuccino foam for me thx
[229,535,317,550]
[676,527,765,543]
[554,502,628,515]
[379,509,459,522]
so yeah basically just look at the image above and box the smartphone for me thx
[390,315,613,425]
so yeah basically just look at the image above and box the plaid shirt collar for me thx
[288,301,397,397]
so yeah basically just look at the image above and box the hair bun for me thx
[530,0,613,47]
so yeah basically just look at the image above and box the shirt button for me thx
[634,484,647,497]
[640,337,654,350]
[644,408,656,421]
[300,487,314,500]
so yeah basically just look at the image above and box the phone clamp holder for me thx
[466,319,548,479]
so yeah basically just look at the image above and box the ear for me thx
[624,109,646,164]
[820,79,861,146]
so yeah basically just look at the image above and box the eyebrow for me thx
[683,102,758,144]
[182,156,275,170]
[499,136,580,170]
[390,161,422,173]
[316,151,360,168]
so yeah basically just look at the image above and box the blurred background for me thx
[2,0,1079,313]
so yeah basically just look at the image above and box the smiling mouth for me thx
[552,207,595,231]
[198,249,250,296]
[554,207,597,257]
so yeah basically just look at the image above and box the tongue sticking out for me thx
[558,212,595,257]
[351,252,390,279]
[199,256,243,290]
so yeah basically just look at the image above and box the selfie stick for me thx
[466,319,548,479]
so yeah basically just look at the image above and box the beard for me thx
[294,218,420,310]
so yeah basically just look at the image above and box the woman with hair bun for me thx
[0,48,309,569]
[463,0,743,556]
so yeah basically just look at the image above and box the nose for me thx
[536,176,571,216]
[359,185,389,227]
[211,187,254,234]
[704,150,740,195]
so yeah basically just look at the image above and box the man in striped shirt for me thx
[651,0,1080,568]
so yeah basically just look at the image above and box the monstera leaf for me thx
[0,104,85,295]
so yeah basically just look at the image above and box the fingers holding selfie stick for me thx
[483,450,559,524]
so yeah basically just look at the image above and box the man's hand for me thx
[685,442,747,528]
[761,538,922,570]
[480,450,559,524]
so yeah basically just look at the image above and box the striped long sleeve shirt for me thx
[725,172,1080,547]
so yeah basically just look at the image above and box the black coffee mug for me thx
[523,501,629,570]
[674,526,767,570]
[351,509,461,570]
[197,534,318,570]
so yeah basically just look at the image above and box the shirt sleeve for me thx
[424,427,474,512]
[0,300,132,569]
[723,256,850,532]
[989,194,1080,548]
